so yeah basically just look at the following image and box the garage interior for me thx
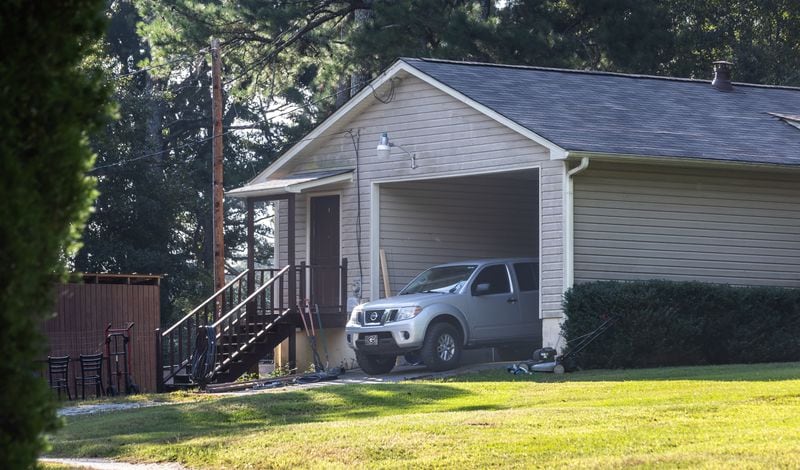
[377,168,540,297]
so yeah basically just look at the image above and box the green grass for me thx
[37,463,84,470]
[46,363,800,469]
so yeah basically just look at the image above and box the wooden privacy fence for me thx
[42,274,161,394]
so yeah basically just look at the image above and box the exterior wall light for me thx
[376,132,417,169]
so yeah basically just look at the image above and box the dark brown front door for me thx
[310,195,340,314]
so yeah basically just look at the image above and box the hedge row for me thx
[562,280,800,369]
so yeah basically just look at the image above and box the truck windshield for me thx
[399,265,478,295]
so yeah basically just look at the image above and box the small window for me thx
[514,262,539,292]
[471,264,511,295]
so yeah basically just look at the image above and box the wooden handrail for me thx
[211,265,290,328]
[162,269,250,336]
[159,262,350,388]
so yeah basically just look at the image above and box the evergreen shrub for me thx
[562,280,800,369]
[0,1,108,468]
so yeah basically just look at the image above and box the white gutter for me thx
[568,156,590,177]
[564,156,590,289]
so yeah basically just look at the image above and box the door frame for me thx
[304,191,343,304]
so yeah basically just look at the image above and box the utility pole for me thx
[211,37,225,314]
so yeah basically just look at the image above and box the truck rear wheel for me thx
[421,322,462,371]
[356,352,396,375]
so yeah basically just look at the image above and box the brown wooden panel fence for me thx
[42,274,160,394]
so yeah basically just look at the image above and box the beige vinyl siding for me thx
[274,197,307,267]
[379,174,538,295]
[276,200,284,266]
[573,161,800,287]
[273,74,565,317]
[540,162,566,318]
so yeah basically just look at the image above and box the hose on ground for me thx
[190,326,217,385]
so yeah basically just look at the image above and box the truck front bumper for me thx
[345,321,426,355]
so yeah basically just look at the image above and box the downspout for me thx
[565,157,590,288]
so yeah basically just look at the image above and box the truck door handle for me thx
[507,297,518,304]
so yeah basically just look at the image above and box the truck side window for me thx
[513,262,539,291]
[471,264,511,295]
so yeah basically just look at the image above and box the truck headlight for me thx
[395,306,422,321]
[347,304,364,326]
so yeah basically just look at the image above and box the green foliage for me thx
[569,0,800,84]
[135,0,800,113]
[562,280,800,369]
[0,1,110,468]
[84,0,800,334]
[75,1,276,326]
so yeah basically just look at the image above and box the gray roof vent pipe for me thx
[712,60,734,91]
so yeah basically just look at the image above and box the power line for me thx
[108,52,206,80]
[89,83,356,173]
[107,39,240,80]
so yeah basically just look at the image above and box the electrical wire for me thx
[108,52,207,80]
[94,38,395,173]
[88,83,357,173]
[345,129,364,300]
[369,78,396,104]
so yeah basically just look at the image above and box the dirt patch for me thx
[57,401,166,417]
[40,457,187,470]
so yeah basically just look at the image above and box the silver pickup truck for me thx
[345,258,541,374]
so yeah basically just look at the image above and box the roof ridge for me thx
[401,57,800,92]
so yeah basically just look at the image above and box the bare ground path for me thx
[40,457,188,469]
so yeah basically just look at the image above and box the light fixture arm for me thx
[376,132,417,169]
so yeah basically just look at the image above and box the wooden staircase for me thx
[157,266,294,391]
[156,260,348,391]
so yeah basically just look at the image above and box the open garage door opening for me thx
[373,167,542,359]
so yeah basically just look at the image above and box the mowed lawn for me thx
[47,363,800,469]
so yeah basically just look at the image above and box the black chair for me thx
[47,355,72,400]
[75,353,104,399]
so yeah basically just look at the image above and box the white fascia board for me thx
[285,171,354,193]
[248,61,410,184]
[249,59,569,185]
[228,171,354,198]
[397,63,569,160]
[227,187,287,199]
[567,150,800,171]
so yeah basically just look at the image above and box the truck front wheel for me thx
[421,322,462,371]
[356,352,396,375]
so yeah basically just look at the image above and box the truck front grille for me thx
[363,309,387,325]
[361,309,399,325]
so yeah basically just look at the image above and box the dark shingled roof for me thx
[403,58,800,166]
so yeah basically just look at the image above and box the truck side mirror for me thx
[472,283,491,296]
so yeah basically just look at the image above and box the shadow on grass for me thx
[49,382,474,457]
[448,361,800,383]
[48,361,800,458]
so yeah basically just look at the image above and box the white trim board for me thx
[304,192,344,305]
[369,164,543,323]
[244,60,568,186]
[369,182,381,302]
[372,162,542,185]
